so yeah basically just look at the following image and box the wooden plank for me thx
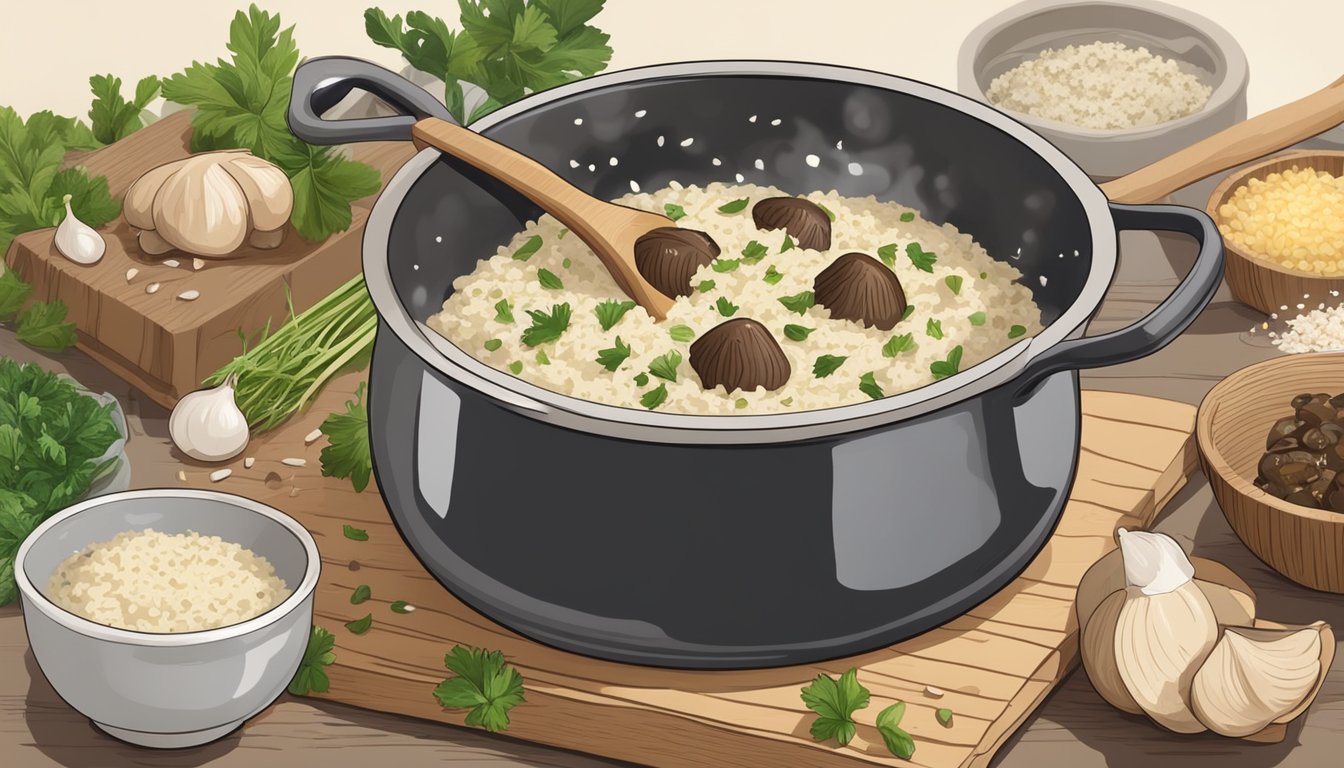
[3,111,416,407]
[165,386,1196,768]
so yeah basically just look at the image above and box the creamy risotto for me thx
[428,183,1043,415]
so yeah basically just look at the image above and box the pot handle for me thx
[1014,203,1224,396]
[288,56,456,145]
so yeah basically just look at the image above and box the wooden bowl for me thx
[1206,150,1344,316]
[1197,352,1344,592]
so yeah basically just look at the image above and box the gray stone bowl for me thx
[958,0,1249,204]
[14,489,321,749]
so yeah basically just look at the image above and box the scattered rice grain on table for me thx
[427,182,1043,415]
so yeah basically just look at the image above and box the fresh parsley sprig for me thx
[800,668,869,746]
[319,381,372,493]
[433,645,526,732]
[288,626,337,695]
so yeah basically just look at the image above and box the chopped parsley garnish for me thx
[876,701,916,759]
[979,271,988,279]
[537,268,563,289]
[558,229,568,239]
[780,234,795,253]
[696,279,716,293]
[535,349,550,365]
[596,337,632,372]
[715,296,739,317]
[494,299,514,323]
[968,311,987,326]
[926,319,943,340]
[877,243,898,267]
[936,707,954,727]
[945,275,963,295]
[931,346,964,380]
[817,202,836,221]
[633,372,649,386]
[669,324,696,342]
[664,203,686,221]
[780,397,794,406]
[899,211,915,222]
[741,240,769,262]
[784,324,814,341]
[483,338,502,351]
[511,235,542,261]
[1008,325,1027,338]
[433,645,525,733]
[508,361,523,374]
[521,303,572,346]
[288,626,336,695]
[343,524,368,541]
[800,668,870,746]
[711,258,740,273]
[859,372,884,400]
[907,242,937,272]
[763,265,784,284]
[351,584,371,605]
[594,299,636,331]
[901,304,915,320]
[640,383,668,409]
[390,601,412,614]
[345,613,373,635]
[717,197,749,214]
[813,354,847,378]
[649,351,682,382]
[562,257,571,269]
[734,397,748,409]
[778,291,815,315]
[882,333,915,357]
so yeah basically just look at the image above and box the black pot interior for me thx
[385,72,1096,328]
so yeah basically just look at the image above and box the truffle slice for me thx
[751,197,832,251]
[813,252,907,330]
[689,318,791,393]
[634,227,720,298]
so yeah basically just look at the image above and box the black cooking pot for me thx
[289,58,1223,669]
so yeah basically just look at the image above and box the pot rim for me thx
[361,59,1116,444]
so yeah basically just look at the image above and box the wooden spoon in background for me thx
[1102,74,1344,202]
[411,120,678,321]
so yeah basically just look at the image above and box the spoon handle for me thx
[1102,74,1344,203]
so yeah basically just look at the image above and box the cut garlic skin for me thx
[1190,624,1325,737]
[53,194,106,265]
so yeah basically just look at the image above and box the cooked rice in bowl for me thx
[427,182,1043,415]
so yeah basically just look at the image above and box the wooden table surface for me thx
[3,229,1342,767]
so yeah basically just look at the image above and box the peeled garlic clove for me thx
[1190,623,1326,737]
[169,376,250,462]
[224,155,293,231]
[124,158,187,230]
[154,155,249,256]
[1081,590,1144,715]
[138,229,176,256]
[1114,580,1218,733]
[53,194,105,265]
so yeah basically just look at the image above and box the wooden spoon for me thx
[411,119,678,320]
[1102,74,1344,203]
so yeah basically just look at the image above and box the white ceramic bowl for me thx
[15,489,321,748]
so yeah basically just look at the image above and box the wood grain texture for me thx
[2,111,416,407]
[1196,352,1344,592]
[157,380,1196,768]
[1204,149,1344,317]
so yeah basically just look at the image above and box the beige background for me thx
[1,0,1341,120]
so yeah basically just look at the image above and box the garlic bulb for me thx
[169,376,250,462]
[53,194,105,265]
[1190,624,1326,737]
[124,150,293,258]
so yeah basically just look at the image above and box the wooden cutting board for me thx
[3,111,415,409]
[165,380,1199,768]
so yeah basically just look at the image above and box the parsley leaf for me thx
[778,291,815,315]
[763,265,784,285]
[876,701,916,759]
[711,258,740,273]
[902,304,915,321]
[859,372,884,400]
[648,351,682,382]
[594,299,636,331]
[813,354,847,378]
[494,299,514,323]
[740,240,768,263]
[483,338,503,351]
[783,324,813,341]
[926,318,943,340]
[535,349,550,365]
[508,360,523,374]
[968,311,987,326]
[931,346,964,380]
[717,197,749,214]
[343,524,369,541]
[351,585,372,604]
[345,613,373,635]
[663,203,686,221]
[937,707,954,727]
[15,301,77,351]
[882,333,915,357]
[817,202,836,221]
[595,336,631,371]
[287,626,337,696]
[876,243,898,267]
[714,296,739,317]
[433,645,526,732]
[522,303,572,346]
[780,234,795,253]
[320,382,372,493]
[668,324,695,342]
[899,211,915,222]
[1008,324,1027,338]
[907,242,937,272]
[512,235,543,261]
[88,74,161,145]
[0,270,33,319]
[696,279,716,293]
[537,268,563,289]
[800,668,870,746]
[640,382,669,409]
[945,275,963,295]
[390,601,413,614]
[633,372,649,387]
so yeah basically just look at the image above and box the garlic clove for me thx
[1190,623,1327,737]
[54,194,106,265]
[1081,589,1144,715]
[154,155,250,256]
[138,229,176,256]
[169,378,250,462]
[224,155,294,231]
[249,227,286,250]
[1118,528,1194,595]
[1114,580,1218,733]
[124,158,187,230]
[1196,580,1255,628]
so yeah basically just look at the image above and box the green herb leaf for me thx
[88,73,161,145]
[711,258,740,273]
[907,242,937,272]
[508,360,523,374]
[664,203,686,221]
[937,707,954,727]
[390,600,413,614]
[494,299,514,323]
[877,243,898,267]
[902,304,916,321]
[522,303,572,346]
[763,265,784,284]
[483,338,503,351]
[640,383,668,410]
[1008,325,1027,338]
[926,318,943,340]
[778,291,815,315]
[648,351,682,382]
[696,279,716,293]
[15,302,77,351]
[817,202,836,221]
[859,372,885,400]
[594,299,636,331]
[512,235,543,261]
[945,275,963,295]
[596,336,632,372]
[813,354,848,378]
[784,324,814,341]
[780,234,795,253]
[633,372,649,387]
[343,524,369,541]
[979,271,988,279]
[714,296,739,317]
[876,702,916,759]
[0,270,33,320]
[345,613,373,635]
[800,668,870,746]
[717,197,749,214]
[537,268,564,289]
[882,333,915,357]
[562,257,571,269]
[287,626,336,695]
[351,585,372,605]
[968,311,987,326]
[320,382,371,493]
[433,645,526,733]
[740,240,769,263]
[899,211,915,222]
[535,349,550,365]
[931,346,964,380]
[668,324,696,342]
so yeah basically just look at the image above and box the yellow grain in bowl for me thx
[1216,167,1344,275]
